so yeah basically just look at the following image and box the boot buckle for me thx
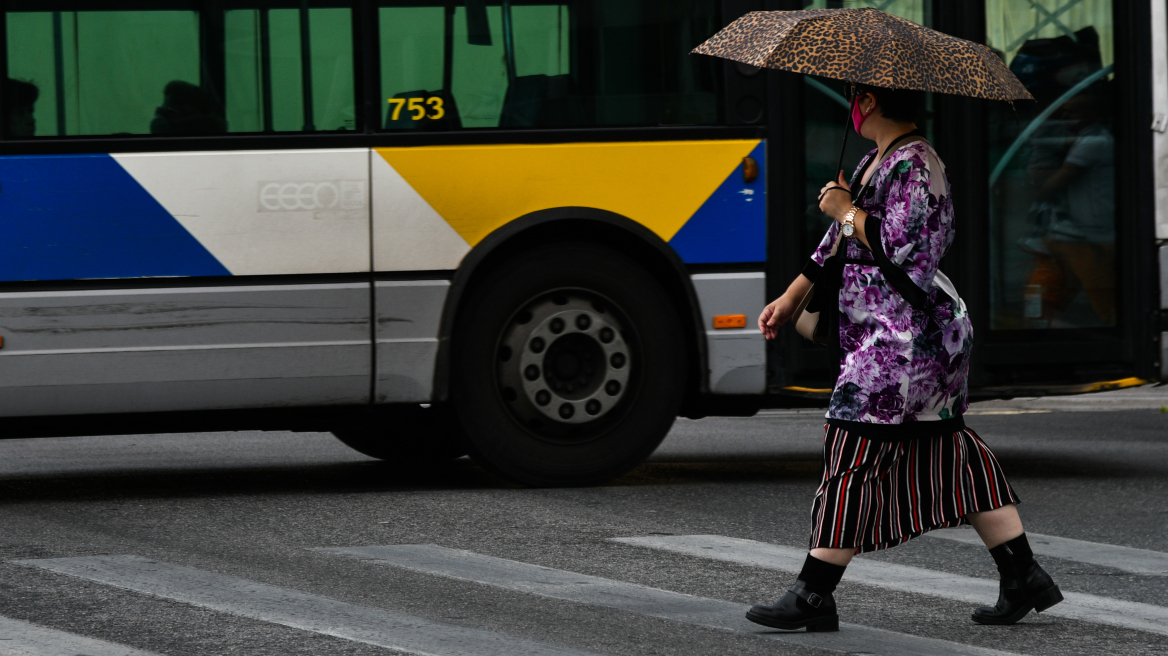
[788,583,824,608]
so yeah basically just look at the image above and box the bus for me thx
[0,0,1162,486]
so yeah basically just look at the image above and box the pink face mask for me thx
[851,96,869,134]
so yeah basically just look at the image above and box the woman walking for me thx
[749,83,1063,632]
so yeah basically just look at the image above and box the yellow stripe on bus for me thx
[375,140,760,247]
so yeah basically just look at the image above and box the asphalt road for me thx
[0,399,1165,656]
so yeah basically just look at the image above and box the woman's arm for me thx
[758,274,812,340]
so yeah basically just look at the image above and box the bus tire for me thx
[331,405,465,465]
[451,242,687,486]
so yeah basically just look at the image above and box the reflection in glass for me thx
[800,0,931,257]
[986,0,1115,330]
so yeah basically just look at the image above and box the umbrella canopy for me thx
[693,7,1032,102]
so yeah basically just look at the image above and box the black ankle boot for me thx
[972,533,1064,625]
[747,555,844,632]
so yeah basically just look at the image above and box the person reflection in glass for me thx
[4,78,39,137]
[150,81,226,136]
[1025,85,1115,326]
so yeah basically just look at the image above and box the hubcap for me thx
[497,292,632,430]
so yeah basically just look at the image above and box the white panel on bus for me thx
[113,149,371,276]
[370,153,471,271]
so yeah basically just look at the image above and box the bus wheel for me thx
[452,243,687,486]
[331,405,465,465]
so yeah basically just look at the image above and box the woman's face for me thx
[856,93,879,140]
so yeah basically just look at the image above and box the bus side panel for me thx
[371,140,763,269]
[0,150,372,416]
[691,273,767,394]
[374,280,449,403]
[112,150,370,276]
[0,285,371,417]
[369,140,766,400]
[1162,245,1168,381]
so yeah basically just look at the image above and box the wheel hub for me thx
[497,293,632,428]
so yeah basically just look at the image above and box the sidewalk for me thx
[968,382,1168,413]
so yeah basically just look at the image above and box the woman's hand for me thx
[818,172,853,221]
[758,294,799,340]
[760,274,813,340]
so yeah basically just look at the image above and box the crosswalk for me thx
[320,544,1020,656]
[14,555,602,656]
[0,615,162,656]
[8,529,1168,656]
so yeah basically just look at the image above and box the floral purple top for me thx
[810,141,972,426]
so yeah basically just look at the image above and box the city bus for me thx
[0,0,1162,486]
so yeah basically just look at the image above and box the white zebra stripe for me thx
[0,615,161,656]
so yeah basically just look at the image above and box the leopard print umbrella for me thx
[693,8,1032,101]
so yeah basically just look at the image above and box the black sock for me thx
[798,554,847,594]
[988,533,1035,576]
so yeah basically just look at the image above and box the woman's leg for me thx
[746,426,861,632]
[746,552,845,632]
[810,547,856,567]
[965,503,1063,624]
[966,503,1024,548]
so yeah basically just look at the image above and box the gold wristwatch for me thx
[841,206,859,238]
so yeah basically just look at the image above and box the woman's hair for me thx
[855,84,925,125]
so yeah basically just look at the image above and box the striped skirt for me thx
[810,424,1019,554]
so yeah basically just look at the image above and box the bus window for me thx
[378,6,451,129]
[5,9,203,137]
[225,7,356,133]
[3,4,356,138]
[376,0,720,131]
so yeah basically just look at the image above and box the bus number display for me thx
[387,97,445,122]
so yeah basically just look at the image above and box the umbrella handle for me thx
[835,94,855,184]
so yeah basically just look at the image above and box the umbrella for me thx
[693,8,1032,175]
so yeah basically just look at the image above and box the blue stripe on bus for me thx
[668,141,766,264]
[0,154,229,281]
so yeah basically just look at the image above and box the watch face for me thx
[842,223,855,237]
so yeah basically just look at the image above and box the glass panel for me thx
[985,0,1115,331]
[4,5,355,138]
[376,0,720,130]
[799,1,932,258]
[223,7,355,133]
[378,6,446,128]
[5,10,201,137]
